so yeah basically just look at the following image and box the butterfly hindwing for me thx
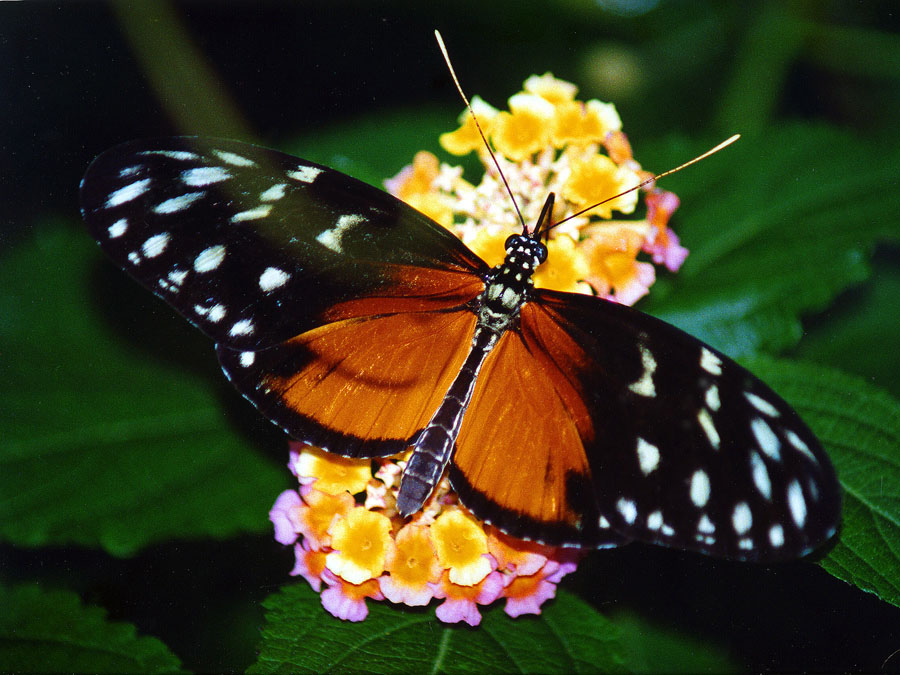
[217,305,481,459]
[79,138,488,351]
[497,290,840,560]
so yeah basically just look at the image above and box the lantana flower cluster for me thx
[386,72,686,305]
[270,74,688,624]
[271,444,581,625]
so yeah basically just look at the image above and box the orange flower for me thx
[295,488,355,551]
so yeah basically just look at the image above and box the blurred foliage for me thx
[2,0,899,672]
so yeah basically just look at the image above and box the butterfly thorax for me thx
[476,234,547,334]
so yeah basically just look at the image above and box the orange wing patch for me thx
[262,309,476,448]
[451,302,599,543]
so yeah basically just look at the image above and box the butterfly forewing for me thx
[79,138,487,351]
[519,290,840,560]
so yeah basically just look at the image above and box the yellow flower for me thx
[552,99,622,147]
[326,507,393,584]
[490,94,555,161]
[430,507,492,586]
[439,96,499,156]
[562,152,639,218]
[522,72,578,104]
[465,226,517,268]
[294,445,371,496]
[532,234,590,293]
[381,524,442,606]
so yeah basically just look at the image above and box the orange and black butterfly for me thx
[80,136,840,561]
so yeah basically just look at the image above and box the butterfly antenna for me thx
[435,30,528,232]
[548,134,741,232]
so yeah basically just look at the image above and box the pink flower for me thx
[290,540,327,592]
[430,570,505,627]
[320,569,384,622]
[269,489,303,545]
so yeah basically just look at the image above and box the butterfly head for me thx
[500,191,553,271]
[503,233,547,271]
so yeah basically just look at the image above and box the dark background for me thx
[2,1,899,671]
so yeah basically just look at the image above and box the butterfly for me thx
[80,136,840,561]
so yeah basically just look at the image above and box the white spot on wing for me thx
[750,451,772,499]
[787,479,807,527]
[208,304,226,322]
[769,524,785,547]
[698,408,720,449]
[316,214,366,253]
[229,319,254,336]
[751,417,781,461]
[106,178,151,207]
[786,429,817,463]
[139,150,199,161]
[193,304,226,322]
[732,502,752,535]
[167,269,187,286]
[259,267,290,292]
[598,515,611,529]
[260,183,287,201]
[616,498,637,525]
[287,166,323,183]
[194,245,226,273]
[705,384,721,411]
[647,511,663,530]
[154,191,205,214]
[745,391,780,417]
[141,232,170,258]
[212,149,257,167]
[700,347,722,375]
[636,437,660,475]
[108,218,128,238]
[690,469,710,507]
[231,204,273,222]
[698,514,715,534]
[240,351,255,367]
[182,166,231,186]
[628,345,657,397]
[738,537,753,550]
[127,251,141,265]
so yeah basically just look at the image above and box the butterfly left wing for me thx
[80,137,489,352]
[451,289,840,560]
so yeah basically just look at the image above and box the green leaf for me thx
[250,585,627,674]
[0,584,182,673]
[0,227,287,556]
[609,611,734,674]
[641,124,900,359]
[793,251,900,399]
[745,357,900,609]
